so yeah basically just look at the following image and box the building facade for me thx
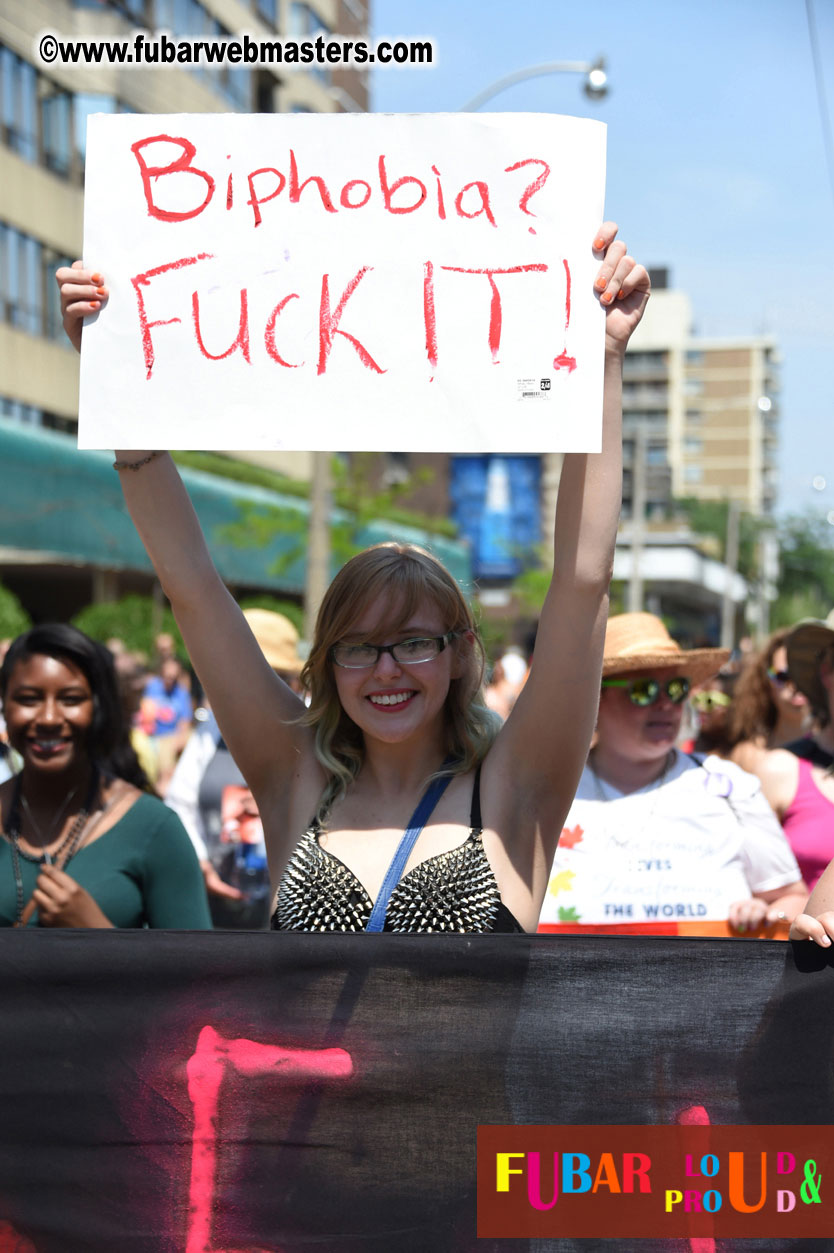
[623,268,779,520]
[0,0,371,619]
[0,0,369,438]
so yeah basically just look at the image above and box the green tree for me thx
[218,454,442,580]
[72,595,186,662]
[771,513,834,628]
[0,583,31,640]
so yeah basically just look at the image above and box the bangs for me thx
[319,545,470,647]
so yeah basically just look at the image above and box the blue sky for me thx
[371,0,834,518]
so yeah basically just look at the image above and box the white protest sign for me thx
[78,112,606,451]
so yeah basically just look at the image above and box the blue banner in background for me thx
[450,454,541,580]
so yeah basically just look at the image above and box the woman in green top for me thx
[0,624,211,928]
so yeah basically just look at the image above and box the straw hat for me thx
[242,608,303,675]
[602,613,730,686]
[785,610,834,714]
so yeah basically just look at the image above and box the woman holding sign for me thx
[57,223,648,933]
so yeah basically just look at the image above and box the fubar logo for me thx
[477,1125,830,1239]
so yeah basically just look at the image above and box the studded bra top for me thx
[271,767,524,933]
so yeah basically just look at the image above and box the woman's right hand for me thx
[55,261,108,354]
[790,911,834,947]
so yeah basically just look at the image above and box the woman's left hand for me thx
[728,896,770,933]
[729,891,804,934]
[593,222,651,357]
[33,865,114,928]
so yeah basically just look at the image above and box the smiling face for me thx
[3,653,95,776]
[331,597,461,748]
[597,666,688,767]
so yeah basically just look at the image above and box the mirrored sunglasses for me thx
[690,690,731,712]
[601,676,691,707]
[331,632,457,669]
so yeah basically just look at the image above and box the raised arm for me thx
[483,225,650,870]
[56,265,318,814]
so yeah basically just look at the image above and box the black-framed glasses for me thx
[601,676,691,707]
[331,632,458,669]
[767,668,791,686]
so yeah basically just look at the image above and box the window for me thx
[1,223,40,335]
[44,247,74,341]
[685,349,704,366]
[684,438,703,456]
[289,2,332,83]
[1,396,41,425]
[1,396,74,431]
[0,222,74,342]
[1,44,137,182]
[73,93,126,164]
[41,84,73,176]
[685,408,702,424]
[646,444,668,466]
[255,0,277,24]
[683,465,703,484]
[1,46,38,162]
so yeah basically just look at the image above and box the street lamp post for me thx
[303,58,608,642]
[458,58,608,112]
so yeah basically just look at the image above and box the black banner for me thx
[0,932,831,1252]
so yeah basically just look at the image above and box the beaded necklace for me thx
[4,767,100,927]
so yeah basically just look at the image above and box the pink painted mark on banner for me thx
[0,1221,36,1253]
[677,1104,716,1253]
[185,1025,353,1253]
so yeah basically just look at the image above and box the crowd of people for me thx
[5,600,834,939]
[1,226,833,947]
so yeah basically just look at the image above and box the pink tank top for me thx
[781,758,834,890]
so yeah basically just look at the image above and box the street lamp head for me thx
[584,58,608,101]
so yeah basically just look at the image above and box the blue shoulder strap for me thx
[365,769,455,933]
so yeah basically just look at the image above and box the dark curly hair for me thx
[0,624,150,790]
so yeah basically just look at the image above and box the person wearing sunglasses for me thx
[688,673,738,758]
[719,631,810,775]
[57,223,651,934]
[537,612,807,938]
[752,615,834,897]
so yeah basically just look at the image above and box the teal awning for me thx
[0,422,471,594]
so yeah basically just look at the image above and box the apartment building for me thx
[623,268,779,519]
[0,0,376,619]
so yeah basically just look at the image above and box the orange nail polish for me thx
[593,238,605,250]
[89,300,100,310]
[91,272,103,284]
[594,276,607,290]
[96,287,106,296]
[601,292,614,305]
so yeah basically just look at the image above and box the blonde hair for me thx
[301,543,498,815]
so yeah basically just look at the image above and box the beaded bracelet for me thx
[112,450,165,472]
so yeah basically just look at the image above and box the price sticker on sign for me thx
[78,111,606,452]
